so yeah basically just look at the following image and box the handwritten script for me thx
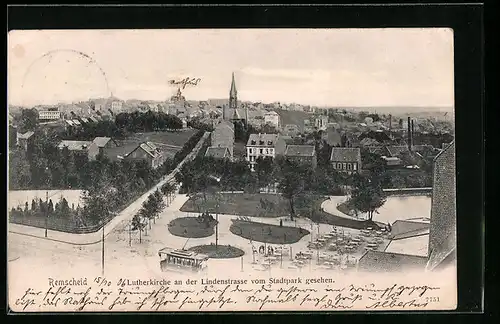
[10,275,444,312]
[168,77,201,89]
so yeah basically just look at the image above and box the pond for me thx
[374,195,431,225]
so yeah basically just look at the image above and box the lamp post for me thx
[44,190,48,238]
[102,217,105,276]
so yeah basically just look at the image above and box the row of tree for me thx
[131,183,177,243]
[115,111,183,133]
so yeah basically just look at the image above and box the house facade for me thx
[58,140,96,159]
[264,111,280,128]
[88,137,118,160]
[16,131,35,151]
[38,110,61,121]
[246,133,286,171]
[125,142,166,169]
[284,145,317,169]
[330,147,362,174]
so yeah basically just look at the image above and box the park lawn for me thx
[180,193,290,218]
[168,217,217,238]
[229,219,310,244]
[180,192,384,230]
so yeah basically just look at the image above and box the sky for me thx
[8,28,454,108]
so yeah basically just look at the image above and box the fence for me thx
[9,210,116,234]
[382,187,432,196]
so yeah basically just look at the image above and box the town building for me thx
[426,141,456,271]
[282,124,301,137]
[330,147,362,174]
[125,142,166,169]
[246,133,286,171]
[16,131,35,151]
[205,146,231,160]
[88,137,119,160]
[284,145,317,169]
[264,111,280,128]
[314,115,329,130]
[111,100,123,111]
[38,110,61,121]
[211,120,235,158]
[58,140,95,159]
[223,73,248,125]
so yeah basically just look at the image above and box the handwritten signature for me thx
[168,77,202,89]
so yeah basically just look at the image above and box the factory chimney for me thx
[411,120,415,147]
[407,117,412,151]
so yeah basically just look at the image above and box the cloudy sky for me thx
[8,28,454,108]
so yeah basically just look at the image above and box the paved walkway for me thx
[321,196,367,221]
[8,131,211,245]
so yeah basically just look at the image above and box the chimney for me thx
[389,114,392,130]
[411,120,415,146]
[407,117,412,151]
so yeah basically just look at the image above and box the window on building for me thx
[251,140,256,145]
[260,149,263,154]
[342,163,347,169]
[347,163,352,170]
[336,163,342,169]
[353,163,357,170]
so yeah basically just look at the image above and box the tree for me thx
[48,199,54,213]
[31,199,36,211]
[131,214,146,243]
[350,178,386,221]
[20,108,39,132]
[254,156,275,189]
[161,182,177,206]
[276,157,306,221]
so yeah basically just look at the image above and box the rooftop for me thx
[384,234,429,257]
[285,145,315,157]
[247,133,279,147]
[92,137,112,148]
[58,140,93,151]
[205,146,230,159]
[17,131,34,139]
[330,147,361,162]
[357,250,428,272]
[389,220,430,240]
[387,145,410,157]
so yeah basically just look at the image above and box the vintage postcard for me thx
[7,28,457,312]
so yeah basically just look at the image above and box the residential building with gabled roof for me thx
[284,145,317,169]
[124,141,167,169]
[330,147,362,174]
[246,133,286,171]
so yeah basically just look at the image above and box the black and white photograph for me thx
[7,28,457,312]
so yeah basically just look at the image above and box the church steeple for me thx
[229,72,237,110]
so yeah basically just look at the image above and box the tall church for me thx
[223,72,248,126]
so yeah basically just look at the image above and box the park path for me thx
[8,131,211,245]
[320,196,367,221]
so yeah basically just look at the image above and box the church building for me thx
[223,72,248,126]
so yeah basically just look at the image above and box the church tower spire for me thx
[229,72,237,110]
